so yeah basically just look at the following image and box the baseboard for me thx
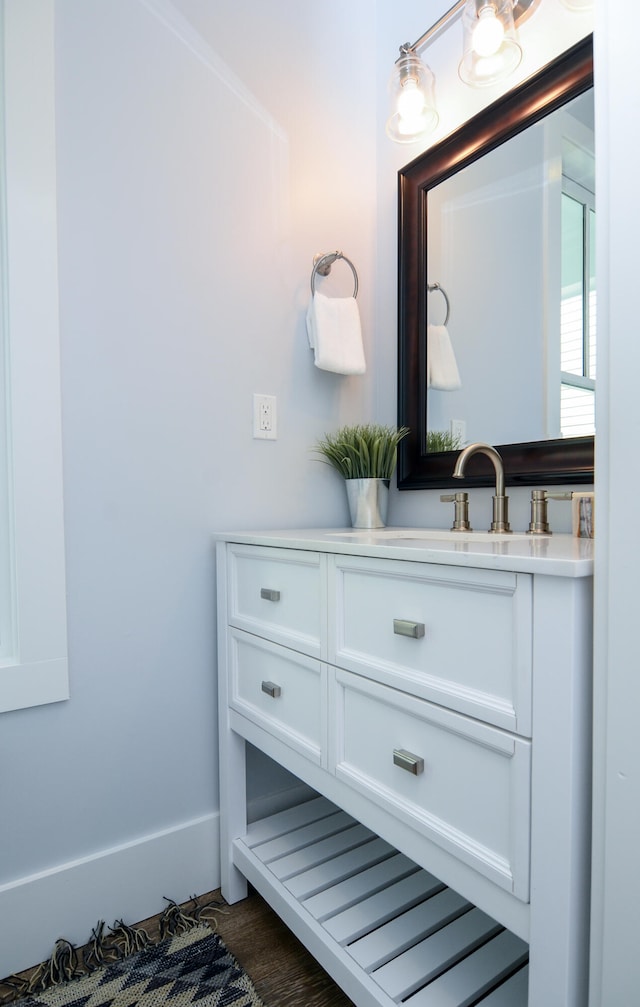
[0,812,220,977]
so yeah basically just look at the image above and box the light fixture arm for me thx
[400,0,467,58]
[398,0,538,61]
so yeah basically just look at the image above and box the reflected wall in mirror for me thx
[398,35,594,489]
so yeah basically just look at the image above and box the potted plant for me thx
[314,423,410,528]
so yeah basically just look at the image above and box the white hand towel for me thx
[306,292,366,375]
[427,324,461,390]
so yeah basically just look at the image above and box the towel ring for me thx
[427,282,450,326]
[311,251,359,298]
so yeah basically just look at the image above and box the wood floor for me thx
[195,887,355,1007]
[2,888,354,1007]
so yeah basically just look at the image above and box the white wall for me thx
[0,0,376,975]
[589,6,640,1004]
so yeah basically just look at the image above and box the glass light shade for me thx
[386,52,439,143]
[458,0,522,87]
[558,0,593,8]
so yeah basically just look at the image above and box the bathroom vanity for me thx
[216,529,593,1006]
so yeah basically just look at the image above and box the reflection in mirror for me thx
[397,35,594,489]
[426,88,594,451]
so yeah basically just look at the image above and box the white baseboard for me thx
[0,812,220,977]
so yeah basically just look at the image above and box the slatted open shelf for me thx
[233,796,529,1007]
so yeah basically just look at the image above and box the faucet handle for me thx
[547,492,574,502]
[440,491,472,532]
[527,489,552,535]
[528,490,574,534]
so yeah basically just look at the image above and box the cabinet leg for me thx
[219,729,248,904]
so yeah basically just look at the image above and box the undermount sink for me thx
[327,528,538,542]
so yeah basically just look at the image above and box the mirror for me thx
[397,35,594,489]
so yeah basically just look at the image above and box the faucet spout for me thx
[452,442,511,533]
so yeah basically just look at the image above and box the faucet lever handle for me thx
[527,489,552,535]
[440,491,472,532]
[528,489,579,535]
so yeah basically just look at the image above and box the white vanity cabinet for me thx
[216,531,593,1007]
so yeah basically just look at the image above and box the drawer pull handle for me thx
[393,749,424,775]
[260,588,281,602]
[393,619,425,639]
[261,681,282,698]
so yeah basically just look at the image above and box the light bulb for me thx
[397,79,425,122]
[397,112,429,138]
[472,6,505,58]
[386,52,438,142]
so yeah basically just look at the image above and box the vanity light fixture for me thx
[386,49,439,143]
[459,0,523,87]
[387,0,540,143]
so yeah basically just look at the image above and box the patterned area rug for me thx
[6,926,264,1007]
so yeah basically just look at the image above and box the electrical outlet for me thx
[450,419,466,445]
[253,394,277,440]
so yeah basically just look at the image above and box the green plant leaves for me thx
[314,424,410,480]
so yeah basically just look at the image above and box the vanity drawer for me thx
[227,544,325,657]
[332,668,531,900]
[229,629,326,766]
[331,555,532,734]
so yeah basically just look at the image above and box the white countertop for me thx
[215,527,594,578]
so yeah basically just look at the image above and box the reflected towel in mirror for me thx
[306,292,366,375]
[427,324,461,390]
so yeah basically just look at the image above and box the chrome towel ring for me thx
[427,282,451,326]
[311,251,359,298]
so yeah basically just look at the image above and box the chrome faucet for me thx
[452,442,511,533]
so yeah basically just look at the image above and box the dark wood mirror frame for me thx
[397,34,594,490]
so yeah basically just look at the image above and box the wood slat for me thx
[325,870,444,950]
[405,930,529,1007]
[303,854,419,923]
[372,908,501,1001]
[244,796,338,848]
[254,811,357,864]
[269,824,376,881]
[284,837,395,900]
[477,963,528,1005]
[347,887,471,974]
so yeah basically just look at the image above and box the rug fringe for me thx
[159,894,227,937]
[0,895,226,1006]
[108,919,153,956]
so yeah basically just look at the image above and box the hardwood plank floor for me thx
[1,888,355,1007]
[202,887,355,1007]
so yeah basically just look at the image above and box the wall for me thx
[0,0,376,975]
[589,5,640,1004]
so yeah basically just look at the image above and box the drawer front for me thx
[229,629,326,766]
[332,668,531,900]
[228,544,325,657]
[331,555,532,734]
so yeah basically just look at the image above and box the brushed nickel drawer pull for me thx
[260,588,281,602]
[261,681,282,698]
[393,749,424,775]
[393,619,425,639]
